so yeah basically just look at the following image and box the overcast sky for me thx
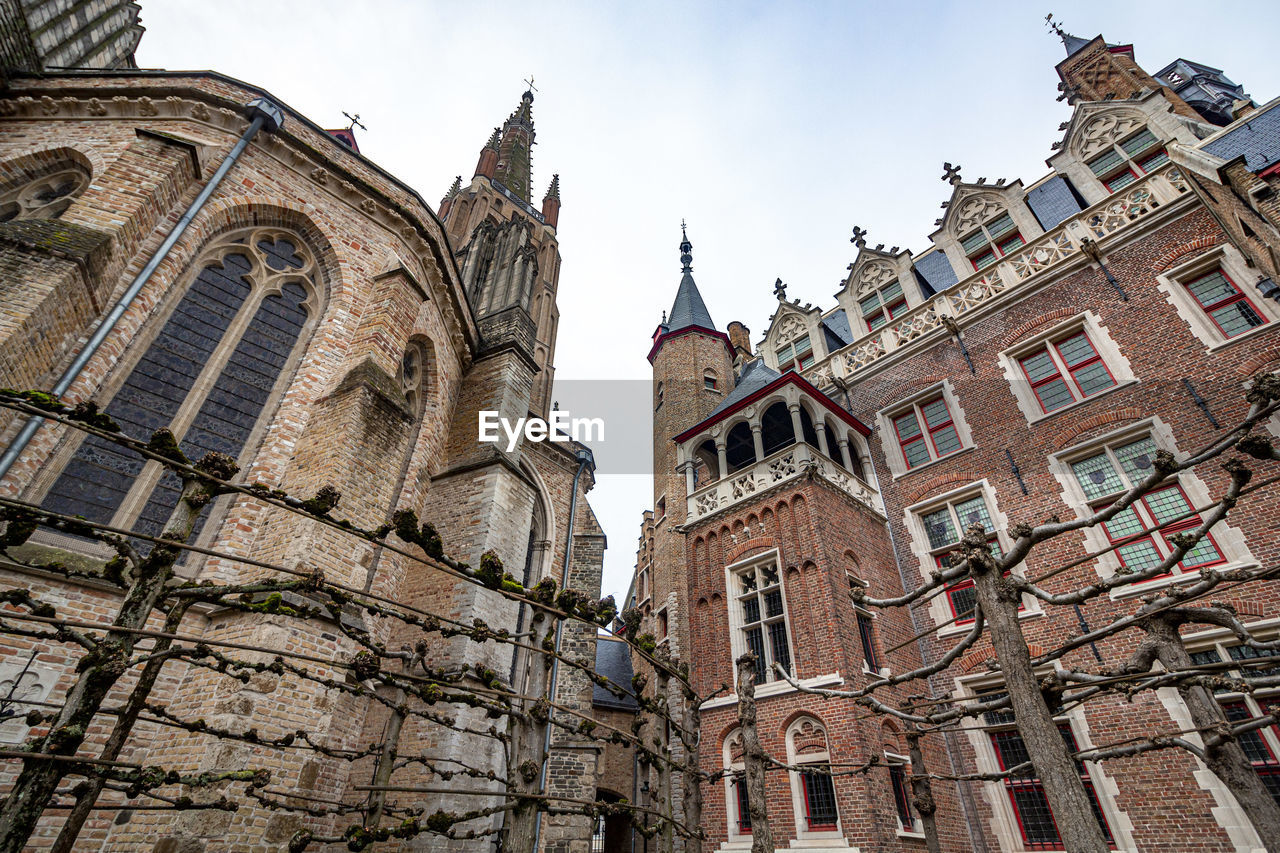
[137,1,1280,603]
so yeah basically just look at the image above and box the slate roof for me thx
[667,271,717,332]
[707,359,781,420]
[592,638,639,711]
[1204,103,1280,173]
[822,308,854,348]
[1063,33,1092,57]
[913,250,958,294]
[1026,175,1086,230]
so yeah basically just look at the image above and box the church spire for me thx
[1045,13,1090,57]
[493,87,537,202]
[666,222,715,333]
[541,173,561,229]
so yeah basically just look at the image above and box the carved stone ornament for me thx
[954,193,1005,234]
[792,718,828,756]
[774,313,807,345]
[856,260,896,296]
[1076,108,1146,159]
[728,730,745,764]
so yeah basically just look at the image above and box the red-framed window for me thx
[733,775,752,833]
[1070,436,1225,579]
[1187,644,1280,806]
[800,765,839,830]
[893,395,962,469]
[776,334,814,372]
[859,279,908,332]
[1088,128,1169,194]
[1183,268,1267,339]
[1017,329,1117,413]
[855,608,880,671]
[961,213,1024,271]
[888,759,917,831]
[921,494,1015,623]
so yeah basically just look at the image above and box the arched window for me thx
[725,422,756,472]
[40,227,320,544]
[704,368,719,391]
[399,338,436,418]
[722,729,751,840]
[760,402,795,457]
[0,166,88,222]
[785,717,841,837]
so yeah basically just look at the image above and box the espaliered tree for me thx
[0,390,708,853]
[772,372,1280,853]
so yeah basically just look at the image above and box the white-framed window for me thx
[1154,245,1279,351]
[960,212,1024,271]
[906,482,1037,633]
[999,312,1136,423]
[879,381,973,477]
[1050,419,1254,596]
[886,752,923,835]
[722,729,752,840]
[858,278,909,332]
[726,552,793,685]
[1187,638,1280,806]
[785,717,843,840]
[970,688,1118,850]
[776,333,814,372]
[854,604,882,674]
[1087,127,1169,193]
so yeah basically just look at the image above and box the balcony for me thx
[685,444,880,523]
[806,163,1193,387]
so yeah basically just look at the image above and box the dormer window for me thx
[776,334,814,372]
[960,213,1024,271]
[1088,128,1169,193]
[858,280,908,332]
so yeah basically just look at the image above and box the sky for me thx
[136,1,1280,604]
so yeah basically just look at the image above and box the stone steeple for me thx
[494,89,536,202]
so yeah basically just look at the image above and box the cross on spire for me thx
[851,225,868,248]
[342,111,367,133]
[773,278,787,300]
[942,162,963,185]
[523,75,538,94]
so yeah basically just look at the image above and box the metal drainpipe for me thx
[0,97,285,481]
[532,445,594,851]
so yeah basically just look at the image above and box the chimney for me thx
[727,321,752,357]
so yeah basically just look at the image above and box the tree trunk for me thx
[367,646,424,830]
[906,729,941,853]
[735,654,774,853]
[0,476,206,853]
[500,610,555,853]
[683,689,703,853]
[967,530,1109,853]
[50,601,192,853]
[1147,618,1280,852]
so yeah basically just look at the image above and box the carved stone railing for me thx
[806,164,1192,389]
[685,444,880,522]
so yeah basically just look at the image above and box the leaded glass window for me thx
[1088,127,1169,194]
[734,560,791,683]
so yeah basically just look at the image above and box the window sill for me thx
[1205,320,1278,355]
[1108,562,1256,601]
[700,672,843,710]
[1021,379,1138,426]
[896,828,926,840]
[861,663,891,678]
[892,445,976,481]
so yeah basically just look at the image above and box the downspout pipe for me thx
[532,444,594,851]
[0,96,285,481]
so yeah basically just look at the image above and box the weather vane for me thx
[342,111,367,134]
[523,75,538,94]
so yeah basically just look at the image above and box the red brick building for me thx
[633,29,1280,853]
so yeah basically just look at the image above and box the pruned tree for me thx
[0,390,709,853]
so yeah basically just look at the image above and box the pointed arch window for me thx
[399,339,436,418]
[39,228,319,546]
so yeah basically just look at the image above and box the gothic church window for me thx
[399,339,435,418]
[39,228,318,546]
[0,167,88,222]
[1088,127,1169,193]
[785,717,841,836]
[961,212,1024,271]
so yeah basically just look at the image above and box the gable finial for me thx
[773,277,788,301]
[679,220,693,273]
[942,162,963,185]
[850,225,868,249]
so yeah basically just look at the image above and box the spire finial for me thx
[850,225,868,249]
[773,278,787,301]
[1045,13,1069,41]
[942,162,963,185]
[679,220,693,273]
[544,173,560,201]
[523,75,538,98]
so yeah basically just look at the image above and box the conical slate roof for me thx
[1062,32,1092,57]
[666,223,716,332]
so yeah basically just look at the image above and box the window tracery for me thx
[0,167,88,222]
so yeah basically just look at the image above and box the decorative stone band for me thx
[810,163,1193,387]
[685,444,880,523]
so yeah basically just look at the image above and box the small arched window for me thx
[786,717,841,836]
[704,369,718,391]
[399,338,435,418]
[0,166,88,222]
[722,729,751,839]
[40,227,320,545]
